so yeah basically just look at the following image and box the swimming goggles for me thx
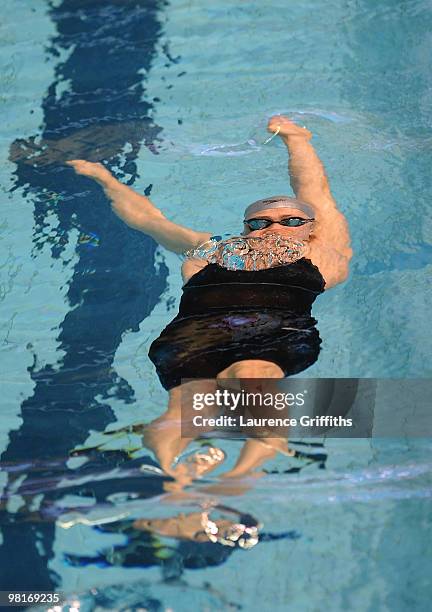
[243,216,315,231]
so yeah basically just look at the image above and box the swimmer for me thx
[68,115,352,472]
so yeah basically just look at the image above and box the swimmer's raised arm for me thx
[265,115,353,288]
[267,116,352,261]
[67,160,211,254]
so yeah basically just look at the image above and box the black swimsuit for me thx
[148,258,326,390]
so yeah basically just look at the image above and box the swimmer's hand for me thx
[66,159,115,185]
[267,115,312,140]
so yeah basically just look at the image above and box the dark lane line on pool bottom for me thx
[0,0,170,594]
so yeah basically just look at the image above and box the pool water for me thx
[0,0,431,610]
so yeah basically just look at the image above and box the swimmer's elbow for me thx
[333,255,352,287]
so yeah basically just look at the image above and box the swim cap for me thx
[244,195,315,219]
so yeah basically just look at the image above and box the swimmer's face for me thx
[242,207,315,240]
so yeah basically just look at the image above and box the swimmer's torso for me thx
[149,233,326,390]
[149,256,325,390]
[179,258,325,317]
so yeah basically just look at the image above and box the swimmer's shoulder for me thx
[305,240,351,290]
[181,233,229,285]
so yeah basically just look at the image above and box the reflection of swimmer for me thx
[67,115,352,470]
[9,119,160,166]
[64,506,300,579]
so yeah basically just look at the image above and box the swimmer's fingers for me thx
[267,115,312,140]
[267,115,299,131]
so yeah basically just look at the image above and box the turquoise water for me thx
[0,0,431,610]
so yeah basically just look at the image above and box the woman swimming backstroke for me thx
[67,115,352,391]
